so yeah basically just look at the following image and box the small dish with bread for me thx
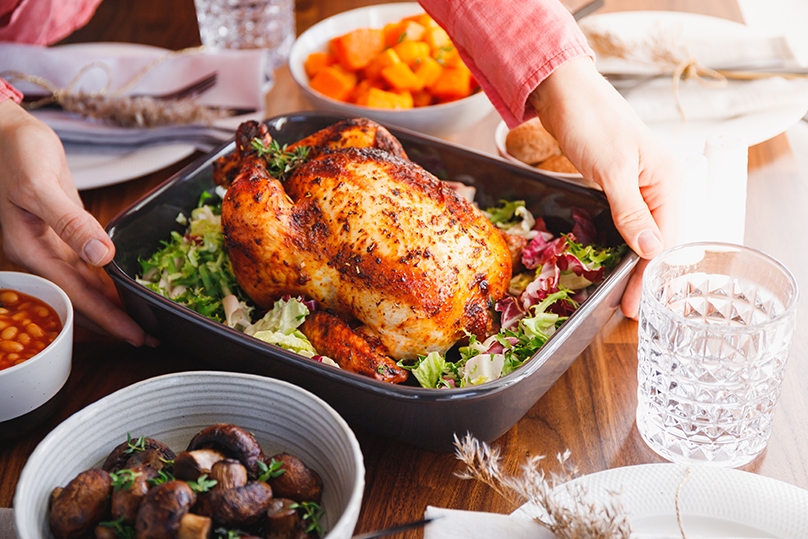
[494,119,601,190]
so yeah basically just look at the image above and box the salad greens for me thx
[398,201,626,389]
[138,191,625,390]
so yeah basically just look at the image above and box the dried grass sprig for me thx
[58,93,231,128]
[453,433,632,539]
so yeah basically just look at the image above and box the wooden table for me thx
[3,0,808,535]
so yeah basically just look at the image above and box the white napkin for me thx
[0,42,266,150]
[622,76,808,123]
[582,13,808,125]
[423,506,554,539]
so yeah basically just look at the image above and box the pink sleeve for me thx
[0,0,102,45]
[418,0,594,128]
[0,77,23,104]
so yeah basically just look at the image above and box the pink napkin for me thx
[0,508,14,539]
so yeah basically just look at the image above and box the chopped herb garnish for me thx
[250,138,310,182]
[290,501,324,537]
[123,433,146,455]
[98,517,136,539]
[109,469,141,492]
[188,474,218,493]
[148,469,175,486]
[257,458,285,482]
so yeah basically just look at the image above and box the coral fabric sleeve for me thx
[418,0,594,128]
[0,0,102,45]
[0,78,23,104]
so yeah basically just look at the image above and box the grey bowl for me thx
[14,371,364,539]
[104,110,638,452]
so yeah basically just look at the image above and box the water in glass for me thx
[637,246,797,468]
[194,0,295,79]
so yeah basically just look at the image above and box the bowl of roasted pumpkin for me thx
[288,3,496,137]
[14,371,364,539]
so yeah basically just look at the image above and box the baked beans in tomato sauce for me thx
[0,289,62,371]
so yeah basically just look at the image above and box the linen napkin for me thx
[0,42,266,150]
[581,14,808,124]
[424,506,552,539]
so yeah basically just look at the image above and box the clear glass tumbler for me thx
[194,0,295,86]
[636,242,798,467]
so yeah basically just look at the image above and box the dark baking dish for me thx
[105,110,638,452]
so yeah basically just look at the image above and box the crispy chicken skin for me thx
[222,119,512,369]
[287,117,408,160]
[300,311,407,383]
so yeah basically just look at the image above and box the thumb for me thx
[33,187,115,267]
[601,175,665,260]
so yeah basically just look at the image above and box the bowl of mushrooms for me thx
[13,371,364,539]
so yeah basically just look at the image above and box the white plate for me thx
[517,463,808,536]
[493,120,602,190]
[583,11,808,153]
[42,43,197,190]
[64,143,197,190]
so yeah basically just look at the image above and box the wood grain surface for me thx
[3,1,808,537]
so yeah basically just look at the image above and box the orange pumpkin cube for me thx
[363,48,402,82]
[309,65,358,102]
[383,20,426,48]
[381,61,423,92]
[413,56,443,88]
[329,28,385,71]
[356,87,414,109]
[393,40,431,68]
[412,89,433,107]
[403,13,440,30]
[304,52,335,79]
[429,65,472,101]
[424,27,451,51]
[433,45,464,68]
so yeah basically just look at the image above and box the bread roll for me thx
[504,117,560,165]
[537,154,579,174]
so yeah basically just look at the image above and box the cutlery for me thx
[351,517,441,539]
[22,71,219,104]
[605,64,808,93]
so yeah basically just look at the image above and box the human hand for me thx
[530,56,681,319]
[0,99,154,346]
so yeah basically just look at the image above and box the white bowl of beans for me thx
[0,271,73,439]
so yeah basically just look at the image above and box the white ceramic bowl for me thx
[289,2,496,138]
[493,120,602,190]
[14,371,365,539]
[0,272,73,438]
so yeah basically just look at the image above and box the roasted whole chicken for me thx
[221,118,512,383]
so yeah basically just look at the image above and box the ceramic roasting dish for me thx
[105,110,638,452]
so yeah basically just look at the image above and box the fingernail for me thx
[83,239,110,266]
[637,229,664,258]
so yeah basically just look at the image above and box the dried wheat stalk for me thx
[453,434,633,539]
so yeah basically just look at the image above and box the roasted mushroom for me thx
[94,523,120,539]
[173,449,227,481]
[111,466,159,524]
[135,480,206,539]
[266,453,323,503]
[265,498,308,539]
[49,469,112,539]
[186,424,265,478]
[102,436,176,473]
[209,459,248,490]
[194,481,273,528]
